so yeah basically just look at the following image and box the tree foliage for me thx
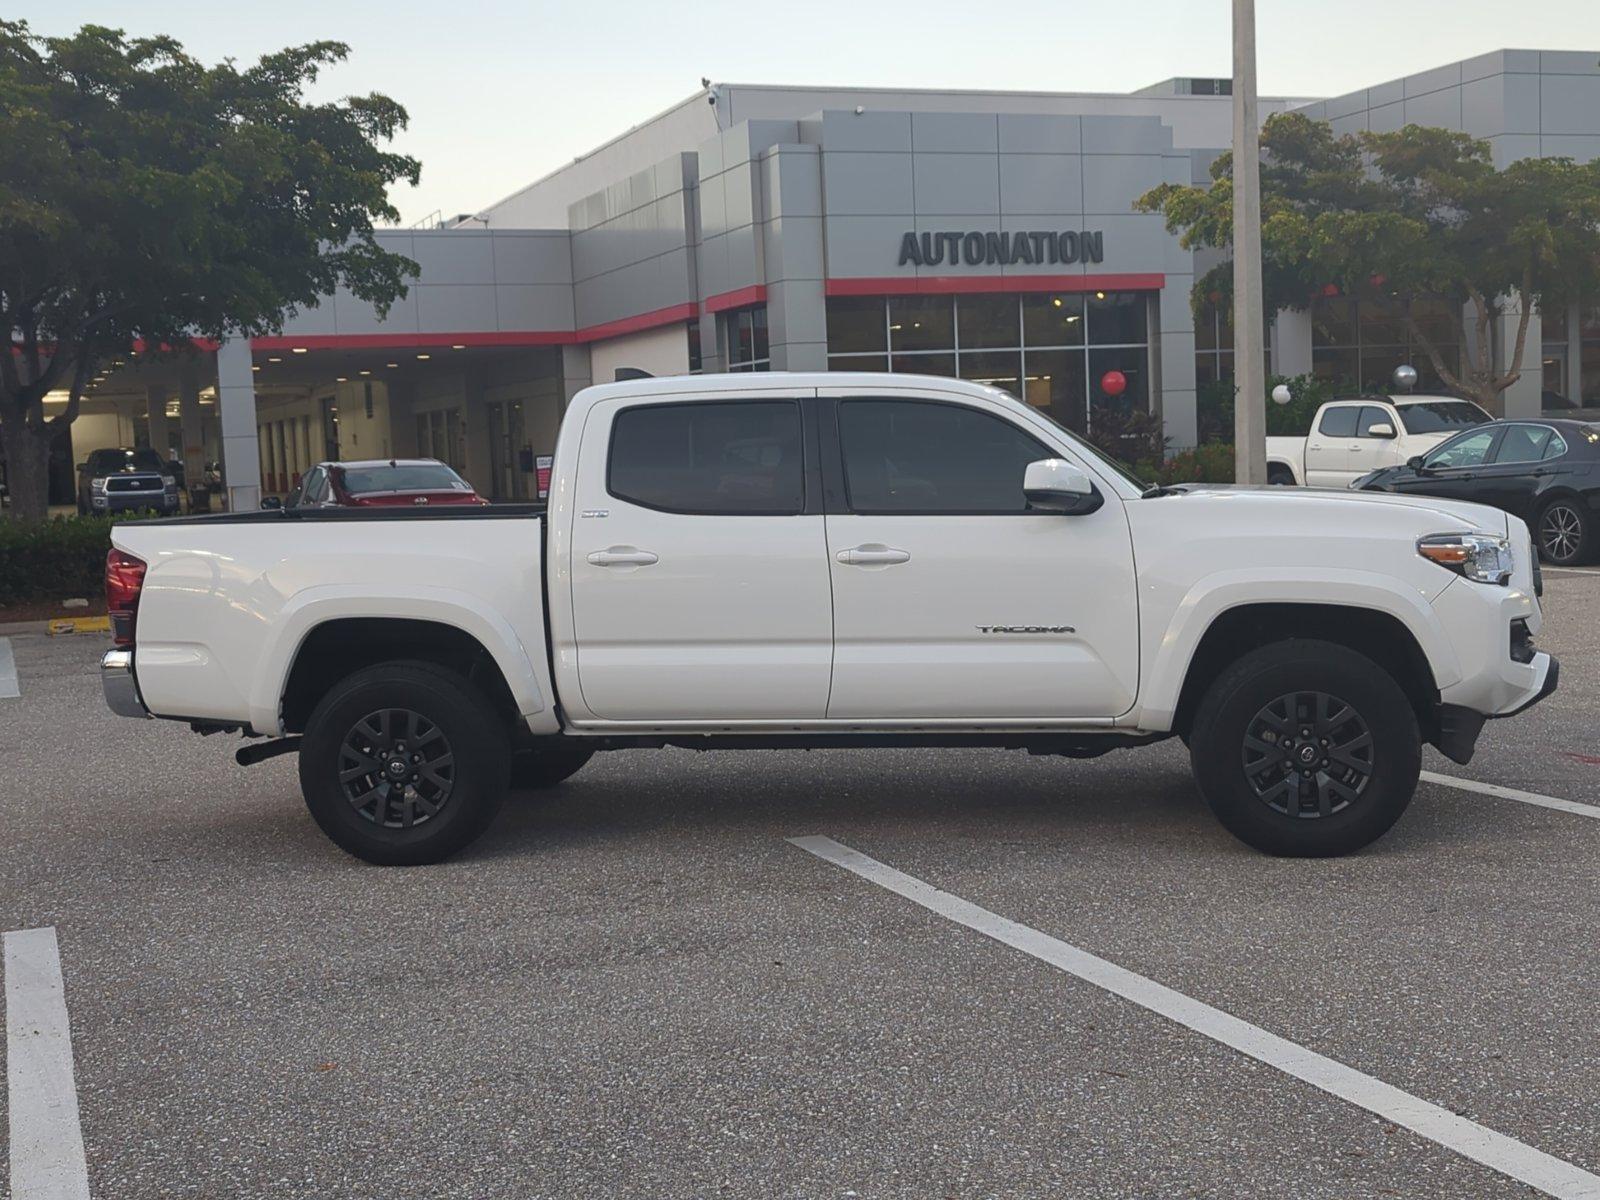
[1136,112,1600,409]
[0,21,421,520]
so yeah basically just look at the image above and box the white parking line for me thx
[790,835,1600,1200]
[0,636,19,699]
[1420,770,1600,820]
[5,927,91,1200]
[1542,567,1600,577]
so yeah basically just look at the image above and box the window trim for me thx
[604,398,811,517]
[830,395,1060,517]
[1423,426,1504,470]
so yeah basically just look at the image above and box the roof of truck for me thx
[576,372,1008,405]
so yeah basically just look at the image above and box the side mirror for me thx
[260,496,283,510]
[1024,459,1103,515]
[1367,421,1396,439]
[1407,455,1430,473]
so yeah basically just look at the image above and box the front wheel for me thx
[1189,639,1419,857]
[1537,498,1594,565]
[299,660,510,865]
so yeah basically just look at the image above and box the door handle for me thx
[836,544,911,566]
[1349,446,1365,452]
[588,546,659,567]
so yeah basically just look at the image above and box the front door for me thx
[568,390,834,721]
[819,392,1139,720]
[1393,426,1504,503]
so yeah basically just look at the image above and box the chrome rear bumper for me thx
[101,649,149,719]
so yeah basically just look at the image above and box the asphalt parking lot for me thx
[2,572,1598,1199]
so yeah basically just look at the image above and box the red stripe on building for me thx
[824,273,1166,297]
[703,285,767,313]
[250,302,701,353]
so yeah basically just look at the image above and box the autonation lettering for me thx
[897,229,1104,268]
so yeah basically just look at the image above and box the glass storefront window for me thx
[1311,297,1356,345]
[1021,293,1086,346]
[1088,291,1146,344]
[724,306,769,371]
[1312,347,1359,386]
[889,296,954,352]
[1023,348,1088,432]
[826,293,1150,434]
[892,352,956,377]
[956,295,1019,349]
[826,297,887,354]
[958,350,1022,395]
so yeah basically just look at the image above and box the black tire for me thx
[1189,639,1419,857]
[1535,497,1594,566]
[1267,465,1296,486]
[509,743,595,790]
[299,660,510,865]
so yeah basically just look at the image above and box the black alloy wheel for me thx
[1538,502,1586,565]
[339,708,455,829]
[299,660,509,865]
[1241,691,1373,819]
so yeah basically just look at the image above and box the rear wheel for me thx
[1267,465,1296,486]
[299,660,509,865]
[1189,639,1419,856]
[1536,498,1594,565]
[509,743,595,790]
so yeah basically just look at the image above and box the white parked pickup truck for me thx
[1265,394,1494,488]
[101,373,1556,865]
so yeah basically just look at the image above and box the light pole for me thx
[1232,0,1268,484]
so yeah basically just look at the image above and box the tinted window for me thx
[608,401,804,514]
[1426,428,1499,469]
[1493,425,1554,464]
[1357,406,1395,437]
[1317,407,1360,437]
[300,468,326,504]
[1543,431,1570,460]
[89,448,164,473]
[838,399,1050,513]
[1396,401,1491,434]
[337,463,471,495]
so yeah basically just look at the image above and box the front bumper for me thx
[101,649,149,719]
[93,493,180,514]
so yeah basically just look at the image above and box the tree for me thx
[0,22,420,522]
[1136,112,1600,411]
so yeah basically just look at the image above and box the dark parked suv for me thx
[77,448,181,516]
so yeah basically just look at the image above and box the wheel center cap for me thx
[1297,744,1318,765]
[385,757,408,779]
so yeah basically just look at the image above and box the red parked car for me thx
[267,459,489,510]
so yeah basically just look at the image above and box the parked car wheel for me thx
[509,743,595,790]
[1267,465,1296,486]
[299,660,509,865]
[1536,497,1594,566]
[1189,639,1419,857]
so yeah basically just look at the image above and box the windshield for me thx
[90,449,166,473]
[336,463,471,495]
[1024,404,1151,493]
[1396,400,1492,435]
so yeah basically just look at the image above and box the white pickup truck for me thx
[1265,394,1494,487]
[100,373,1556,865]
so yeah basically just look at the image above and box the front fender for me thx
[1129,568,1463,730]
[249,585,551,736]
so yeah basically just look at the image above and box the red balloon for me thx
[1100,369,1127,397]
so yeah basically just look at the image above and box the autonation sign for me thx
[897,229,1105,268]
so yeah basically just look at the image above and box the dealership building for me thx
[48,49,1600,509]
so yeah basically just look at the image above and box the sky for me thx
[26,1,1600,226]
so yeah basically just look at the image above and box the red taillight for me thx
[105,549,147,648]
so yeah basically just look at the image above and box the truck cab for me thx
[1266,395,1493,488]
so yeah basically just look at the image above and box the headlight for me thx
[160,475,176,489]
[90,477,108,494]
[1417,533,1513,585]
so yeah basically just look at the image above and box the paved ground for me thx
[2,571,1597,1199]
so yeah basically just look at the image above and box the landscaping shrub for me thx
[0,513,157,607]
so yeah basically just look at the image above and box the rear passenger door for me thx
[568,390,834,721]
[818,392,1139,720]
[1478,424,1563,523]
[1303,404,1364,488]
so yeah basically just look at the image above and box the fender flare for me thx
[247,585,549,736]
[1133,569,1462,730]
